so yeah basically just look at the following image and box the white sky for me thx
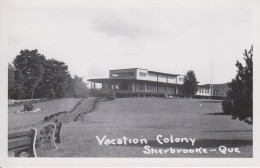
[8,0,253,84]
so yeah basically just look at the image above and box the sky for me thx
[8,0,253,85]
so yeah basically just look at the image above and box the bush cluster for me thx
[44,111,68,122]
[222,46,253,124]
[44,98,85,122]
[193,95,224,100]
[8,98,58,107]
[68,98,86,113]
[73,97,100,122]
[23,102,33,111]
[114,91,165,98]
[222,99,233,115]
[90,90,116,100]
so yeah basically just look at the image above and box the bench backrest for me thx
[54,122,62,135]
[38,123,57,149]
[8,128,37,157]
[54,120,62,143]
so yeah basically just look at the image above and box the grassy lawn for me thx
[22,97,252,158]
[8,98,82,130]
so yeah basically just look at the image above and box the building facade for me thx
[88,68,185,95]
[88,68,222,97]
[196,85,212,96]
[196,84,228,97]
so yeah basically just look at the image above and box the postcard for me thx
[0,0,260,167]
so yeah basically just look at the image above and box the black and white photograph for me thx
[0,0,260,167]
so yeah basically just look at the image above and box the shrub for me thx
[222,99,233,115]
[90,90,116,100]
[24,102,33,111]
[106,91,116,100]
[44,116,49,122]
[222,46,253,123]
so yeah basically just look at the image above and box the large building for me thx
[88,68,185,95]
[88,68,223,97]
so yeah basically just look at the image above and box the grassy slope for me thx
[8,98,82,130]
[35,98,252,158]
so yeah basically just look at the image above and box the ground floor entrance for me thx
[88,79,183,95]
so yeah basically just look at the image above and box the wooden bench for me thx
[54,119,63,144]
[8,129,37,157]
[37,120,62,149]
[38,123,57,149]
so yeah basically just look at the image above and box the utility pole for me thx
[210,62,214,96]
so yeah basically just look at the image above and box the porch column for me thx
[166,75,168,94]
[175,76,178,94]
[110,82,112,90]
[144,82,147,92]
[102,81,106,90]
[132,81,135,93]
[156,74,158,92]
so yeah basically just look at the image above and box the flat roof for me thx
[148,70,180,76]
[109,68,148,71]
[109,68,182,76]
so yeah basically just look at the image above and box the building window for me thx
[126,72,134,76]
[139,72,146,77]
[178,77,184,82]
[112,73,118,77]
[112,71,134,77]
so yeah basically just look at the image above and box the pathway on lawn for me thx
[8,98,83,131]
[38,98,252,158]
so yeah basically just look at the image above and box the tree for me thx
[14,68,26,100]
[40,58,71,98]
[8,63,15,99]
[222,46,253,124]
[13,49,46,99]
[182,70,198,98]
[66,75,89,98]
[10,49,87,99]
